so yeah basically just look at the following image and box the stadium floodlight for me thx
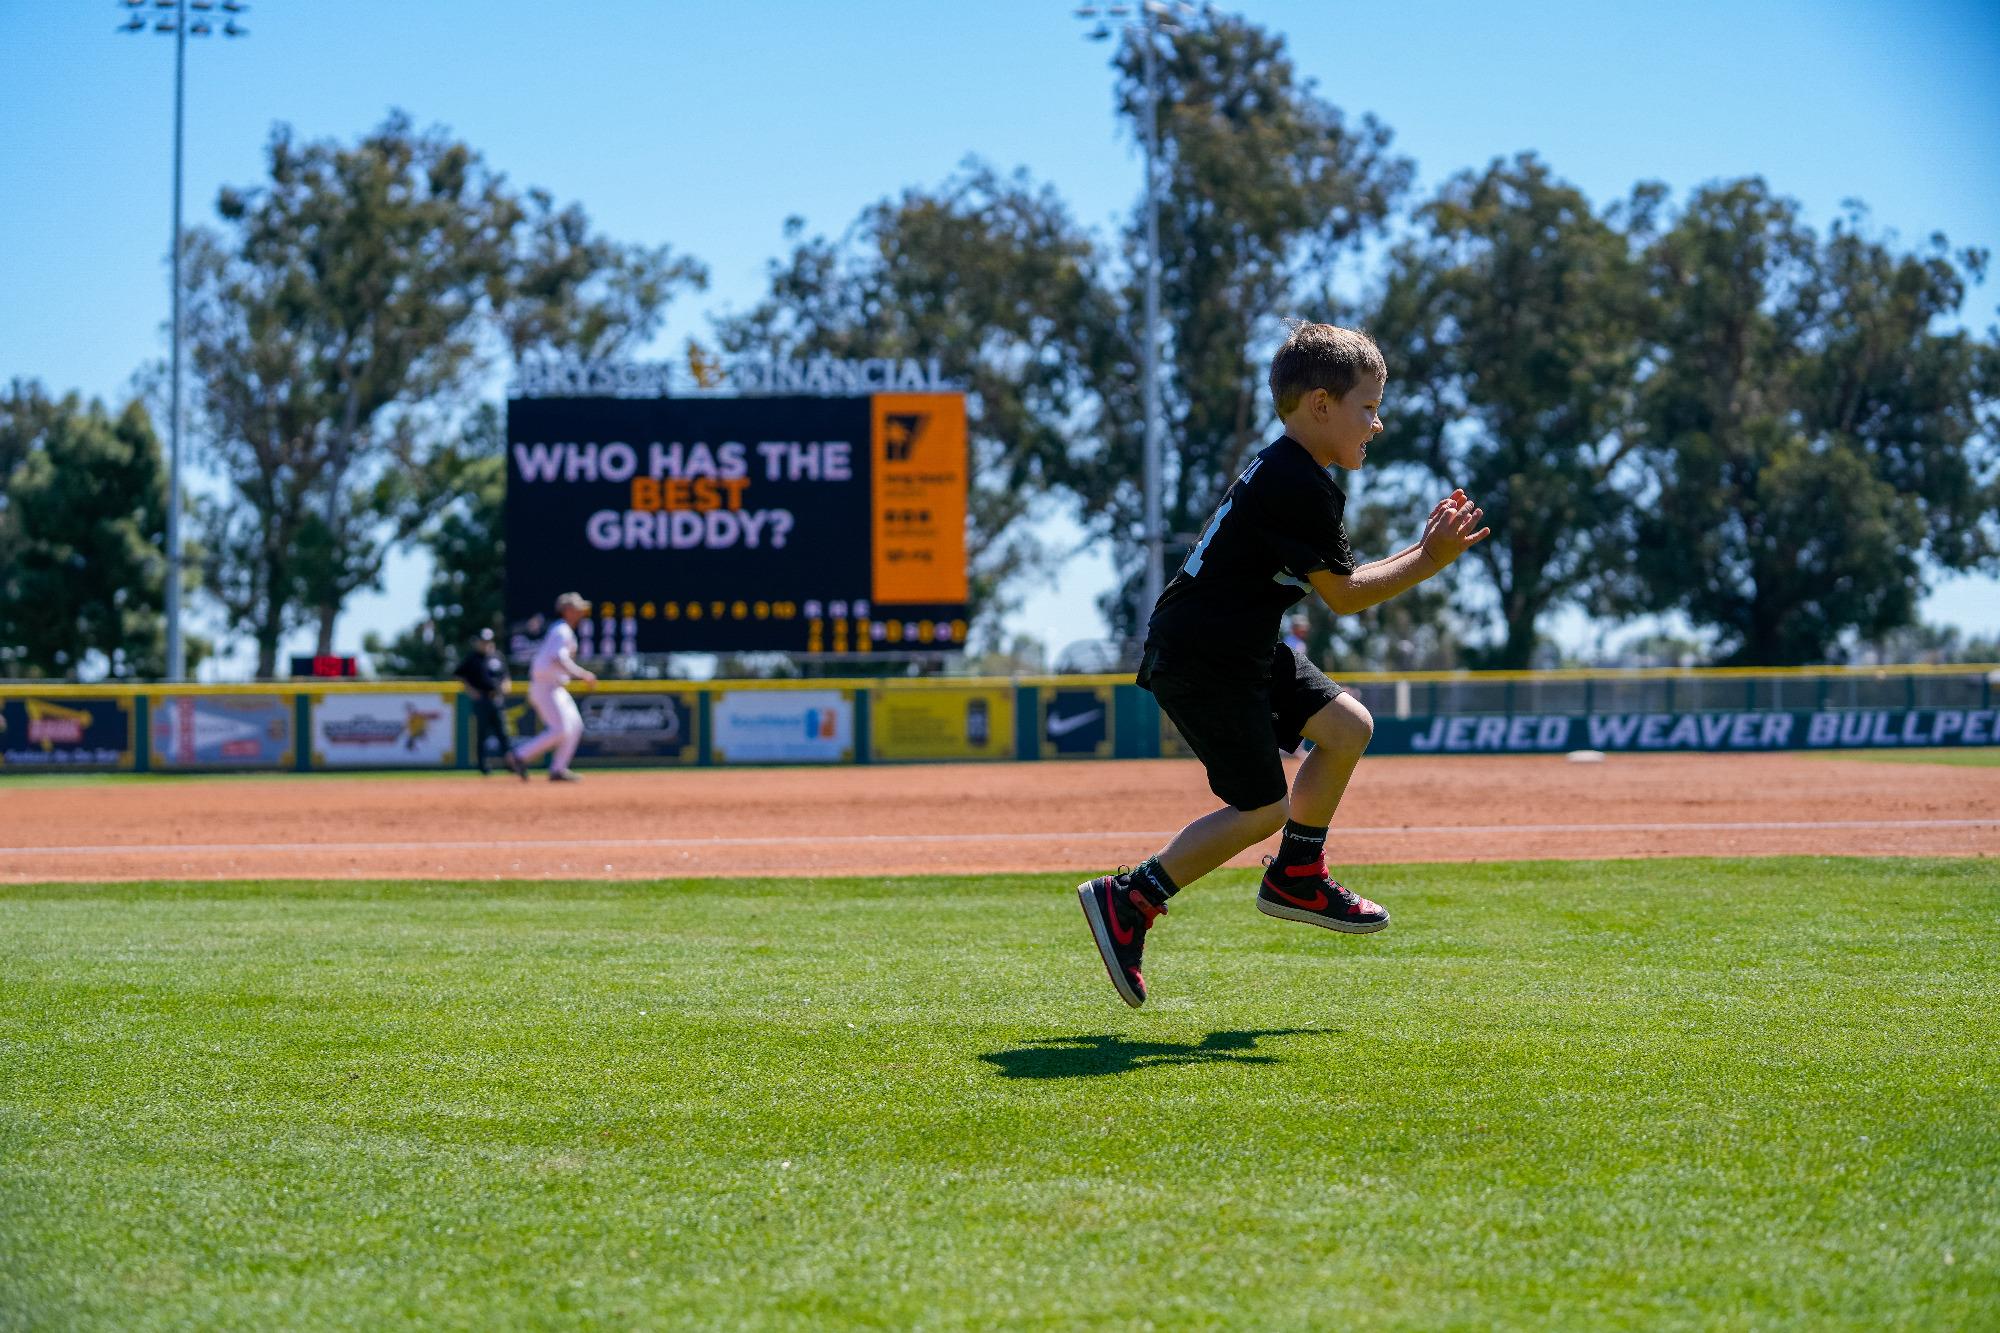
[116,0,252,683]
[1074,1,1201,630]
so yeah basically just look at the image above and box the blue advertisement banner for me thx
[151,693,294,769]
[1041,686,1114,759]
[1373,707,2000,755]
[0,696,135,769]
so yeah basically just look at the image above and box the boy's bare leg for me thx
[1077,714,1299,1009]
[1287,693,1375,824]
[1153,694,1372,887]
[1154,800,1287,890]
[1082,692,1381,1008]
[1258,692,1389,933]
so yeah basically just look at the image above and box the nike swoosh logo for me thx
[1263,880,1330,911]
[1047,709,1103,738]
[1108,890,1135,945]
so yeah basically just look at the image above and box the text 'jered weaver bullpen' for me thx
[504,393,968,653]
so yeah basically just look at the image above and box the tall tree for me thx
[715,162,1109,641]
[1627,181,1997,664]
[1079,10,1412,633]
[0,381,171,678]
[1370,154,1646,667]
[364,405,507,678]
[183,111,703,676]
[501,189,704,362]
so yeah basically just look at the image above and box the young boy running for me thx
[1079,323,1489,1007]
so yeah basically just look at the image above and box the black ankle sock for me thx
[1128,858,1179,906]
[1276,820,1328,865]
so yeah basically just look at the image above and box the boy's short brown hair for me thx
[1268,322,1386,417]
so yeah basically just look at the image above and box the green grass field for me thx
[3,859,1996,1330]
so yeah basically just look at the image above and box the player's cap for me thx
[477,628,495,642]
[554,591,592,612]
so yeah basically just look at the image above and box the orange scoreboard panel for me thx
[871,393,969,606]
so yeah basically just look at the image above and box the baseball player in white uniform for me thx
[508,592,598,782]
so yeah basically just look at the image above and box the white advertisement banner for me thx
[712,689,853,764]
[310,692,456,767]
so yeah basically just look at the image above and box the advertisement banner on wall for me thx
[712,689,853,764]
[1371,707,2000,755]
[151,694,294,769]
[579,691,699,763]
[505,393,968,653]
[1040,685,1114,760]
[310,692,456,767]
[871,686,1015,761]
[0,696,135,769]
[508,690,700,765]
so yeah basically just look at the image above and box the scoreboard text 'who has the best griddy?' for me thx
[504,393,968,654]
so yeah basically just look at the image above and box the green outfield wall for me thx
[1,665,1995,772]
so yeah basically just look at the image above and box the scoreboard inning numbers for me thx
[504,393,968,654]
[290,654,360,678]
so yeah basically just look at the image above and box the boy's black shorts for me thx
[1140,641,1345,812]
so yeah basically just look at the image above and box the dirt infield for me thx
[3,751,1995,883]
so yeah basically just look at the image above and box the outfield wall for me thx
[1,665,1995,772]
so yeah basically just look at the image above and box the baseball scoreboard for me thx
[504,390,968,654]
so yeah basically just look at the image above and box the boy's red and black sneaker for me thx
[1077,871,1165,1008]
[1258,856,1390,934]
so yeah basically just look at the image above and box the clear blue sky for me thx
[4,0,1997,672]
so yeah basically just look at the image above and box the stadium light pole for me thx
[1076,2,1192,629]
[117,0,249,683]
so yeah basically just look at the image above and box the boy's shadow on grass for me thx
[979,1029,1328,1080]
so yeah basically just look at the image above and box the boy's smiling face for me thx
[1289,372,1385,471]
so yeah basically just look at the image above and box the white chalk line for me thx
[5,817,1996,858]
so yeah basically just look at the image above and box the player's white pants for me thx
[513,679,583,772]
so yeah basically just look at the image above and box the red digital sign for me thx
[289,654,359,679]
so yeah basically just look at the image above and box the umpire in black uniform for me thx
[453,629,521,777]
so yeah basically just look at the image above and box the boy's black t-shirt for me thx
[1144,435,1355,682]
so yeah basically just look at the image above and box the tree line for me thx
[3,10,1994,679]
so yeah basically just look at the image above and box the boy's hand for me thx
[1423,489,1468,531]
[1422,489,1490,569]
